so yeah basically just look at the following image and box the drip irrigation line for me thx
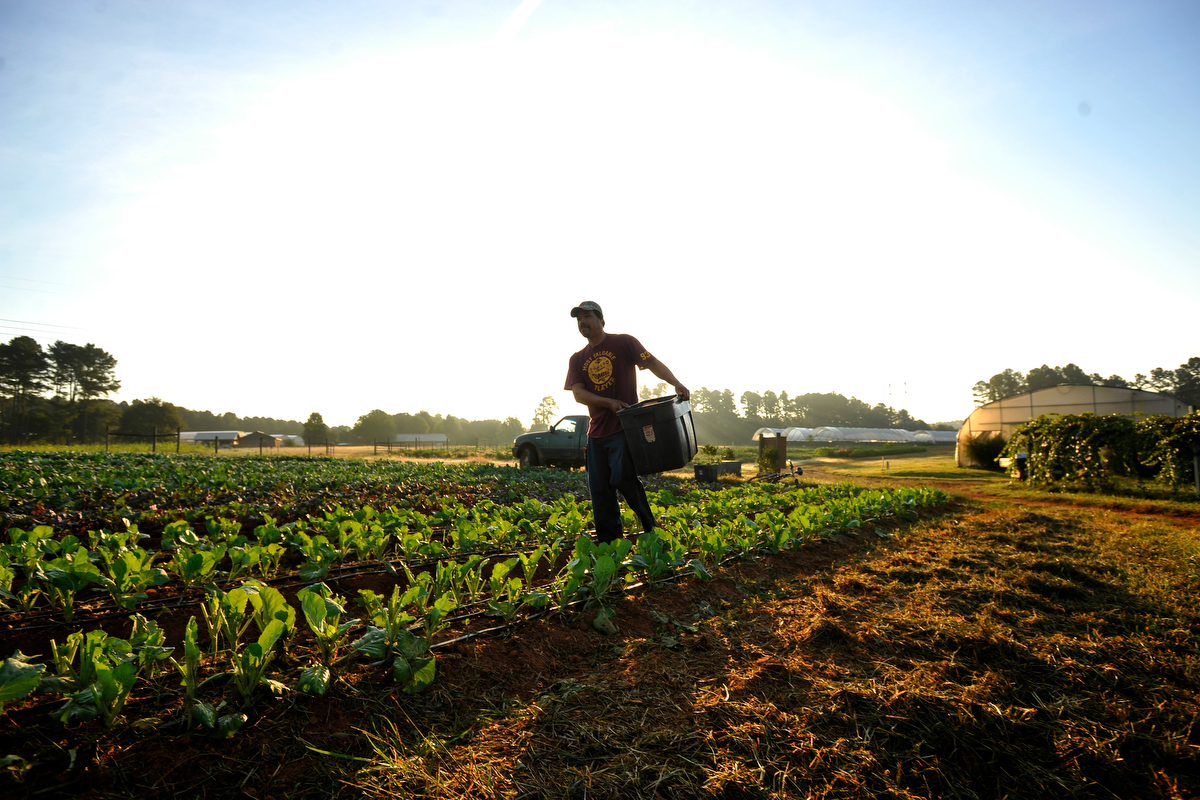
[0,533,590,632]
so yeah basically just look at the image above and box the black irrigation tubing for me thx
[0,532,600,634]
[426,551,756,650]
[2,498,921,635]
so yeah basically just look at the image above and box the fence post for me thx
[1193,442,1199,499]
[176,428,181,454]
[259,438,264,456]
[153,427,157,453]
[106,426,109,453]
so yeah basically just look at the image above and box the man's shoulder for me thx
[604,332,642,349]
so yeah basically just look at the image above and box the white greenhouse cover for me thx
[817,427,917,442]
[752,427,947,443]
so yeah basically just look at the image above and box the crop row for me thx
[2,479,943,623]
[2,468,947,736]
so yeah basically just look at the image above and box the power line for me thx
[0,274,73,287]
[0,317,85,330]
[0,282,82,299]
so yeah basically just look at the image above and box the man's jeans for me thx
[586,432,655,543]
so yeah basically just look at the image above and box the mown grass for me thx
[818,453,1008,482]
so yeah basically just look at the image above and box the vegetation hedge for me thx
[1001,412,1199,489]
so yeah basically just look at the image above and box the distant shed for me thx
[179,431,243,448]
[237,431,279,448]
[956,384,1191,467]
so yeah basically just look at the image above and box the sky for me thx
[2,0,1198,429]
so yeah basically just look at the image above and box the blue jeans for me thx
[586,432,655,543]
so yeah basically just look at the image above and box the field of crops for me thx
[0,451,948,792]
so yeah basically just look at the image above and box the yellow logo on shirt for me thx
[586,352,615,391]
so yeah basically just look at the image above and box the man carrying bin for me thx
[565,301,690,546]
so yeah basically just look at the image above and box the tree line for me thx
[343,409,526,447]
[972,357,1200,408]
[1,335,536,448]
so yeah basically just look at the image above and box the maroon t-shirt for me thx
[564,333,654,438]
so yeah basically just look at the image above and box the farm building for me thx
[236,432,280,448]
[956,384,1192,467]
[751,427,957,444]
[179,431,242,447]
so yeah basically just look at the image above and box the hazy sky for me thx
[3,0,1198,428]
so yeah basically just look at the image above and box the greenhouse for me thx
[956,384,1192,467]
[751,427,957,444]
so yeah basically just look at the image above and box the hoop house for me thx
[956,384,1191,467]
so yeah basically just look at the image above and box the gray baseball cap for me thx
[570,301,603,318]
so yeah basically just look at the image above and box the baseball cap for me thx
[570,301,603,318]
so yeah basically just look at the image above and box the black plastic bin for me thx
[616,395,698,475]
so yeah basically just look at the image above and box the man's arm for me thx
[571,382,627,413]
[645,357,690,401]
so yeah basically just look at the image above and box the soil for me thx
[0,528,876,799]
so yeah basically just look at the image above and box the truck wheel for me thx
[518,447,539,469]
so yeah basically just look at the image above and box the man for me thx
[565,301,690,544]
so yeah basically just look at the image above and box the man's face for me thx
[576,310,602,338]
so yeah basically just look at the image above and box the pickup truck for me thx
[512,415,589,469]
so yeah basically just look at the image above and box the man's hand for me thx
[674,385,690,401]
[607,398,630,413]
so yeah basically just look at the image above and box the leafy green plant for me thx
[632,529,686,581]
[243,581,296,639]
[168,617,203,725]
[168,544,228,588]
[351,585,444,691]
[353,586,419,661]
[290,532,337,581]
[296,583,356,695]
[229,618,288,704]
[583,537,632,613]
[52,617,173,728]
[96,548,169,610]
[3,526,53,613]
[257,543,287,579]
[43,548,101,622]
[226,546,260,582]
[0,652,45,715]
[200,586,255,655]
[487,573,525,623]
